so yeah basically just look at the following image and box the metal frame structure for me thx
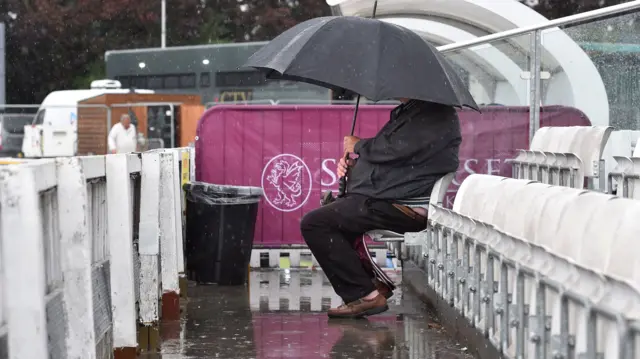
[435,0,640,144]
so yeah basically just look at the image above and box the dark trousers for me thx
[300,194,426,303]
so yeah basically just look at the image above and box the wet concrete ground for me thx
[145,270,474,359]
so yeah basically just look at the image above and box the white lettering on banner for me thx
[318,157,514,189]
[321,159,338,187]
[261,154,313,212]
[262,155,514,211]
[487,158,502,176]
[450,158,514,188]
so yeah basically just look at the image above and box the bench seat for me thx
[366,172,456,258]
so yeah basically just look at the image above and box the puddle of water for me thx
[140,270,474,359]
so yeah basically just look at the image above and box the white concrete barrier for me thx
[0,147,194,359]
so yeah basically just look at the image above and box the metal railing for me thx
[204,99,401,108]
[434,0,640,145]
[437,1,640,53]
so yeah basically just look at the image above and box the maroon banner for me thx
[196,105,590,246]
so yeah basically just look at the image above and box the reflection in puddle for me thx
[250,269,403,312]
[142,270,472,359]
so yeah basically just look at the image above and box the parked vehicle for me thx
[75,92,203,155]
[21,80,154,158]
[0,113,34,157]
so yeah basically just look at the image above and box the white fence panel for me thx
[138,151,161,325]
[0,202,5,347]
[0,147,194,358]
[0,162,50,359]
[79,156,115,358]
[106,154,138,350]
[159,151,180,297]
[57,157,97,359]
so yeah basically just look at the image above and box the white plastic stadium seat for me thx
[489,178,535,229]
[609,156,634,195]
[499,182,551,239]
[552,192,612,265]
[367,171,456,243]
[577,195,640,314]
[452,174,506,216]
[573,126,613,178]
[572,195,640,355]
[610,156,640,199]
[533,187,588,253]
[632,157,640,200]
[524,126,611,188]
[545,127,572,153]
[529,126,552,151]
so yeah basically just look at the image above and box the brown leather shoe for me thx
[374,279,394,299]
[328,294,389,319]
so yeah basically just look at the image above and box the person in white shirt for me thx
[108,114,138,154]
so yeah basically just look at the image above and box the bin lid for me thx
[184,182,264,204]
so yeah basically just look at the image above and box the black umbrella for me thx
[244,7,478,196]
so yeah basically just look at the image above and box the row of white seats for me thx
[372,125,612,248]
[512,126,612,189]
[609,142,640,199]
[454,174,640,305]
[421,174,640,359]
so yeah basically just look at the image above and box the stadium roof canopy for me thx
[330,0,608,126]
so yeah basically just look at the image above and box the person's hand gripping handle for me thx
[337,135,360,198]
[337,153,354,198]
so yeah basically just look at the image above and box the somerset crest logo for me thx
[261,154,313,212]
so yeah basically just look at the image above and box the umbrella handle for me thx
[337,152,350,198]
[338,177,347,198]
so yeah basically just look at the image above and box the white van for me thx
[22,80,154,158]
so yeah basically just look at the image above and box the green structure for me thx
[105,42,332,106]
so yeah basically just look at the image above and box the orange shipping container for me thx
[77,93,204,155]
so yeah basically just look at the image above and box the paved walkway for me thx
[144,270,473,359]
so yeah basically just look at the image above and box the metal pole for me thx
[169,104,175,148]
[528,30,542,146]
[337,0,377,198]
[161,0,166,48]
[0,23,5,107]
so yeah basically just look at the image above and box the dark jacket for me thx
[347,100,461,201]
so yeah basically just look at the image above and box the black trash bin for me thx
[184,182,263,285]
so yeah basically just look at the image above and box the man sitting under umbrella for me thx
[244,15,477,318]
[300,98,461,318]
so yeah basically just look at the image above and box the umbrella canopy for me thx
[244,16,479,111]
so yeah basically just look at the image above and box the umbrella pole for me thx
[337,95,361,197]
[349,95,361,136]
[337,0,377,198]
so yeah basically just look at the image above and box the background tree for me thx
[528,0,630,19]
[4,0,633,104]
[527,0,639,44]
[3,0,205,103]
[3,0,330,104]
